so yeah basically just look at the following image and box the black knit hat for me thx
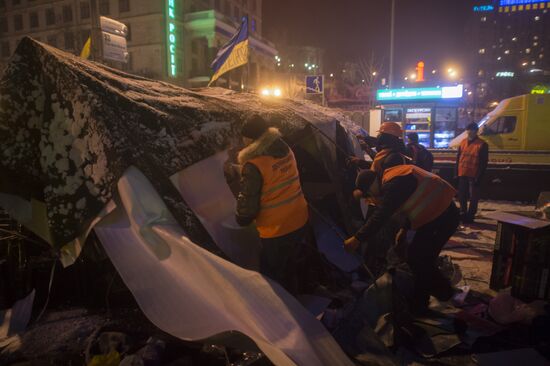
[465,122,479,131]
[355,170,377,193]
[241,115,269,139]
[407,132,419,143]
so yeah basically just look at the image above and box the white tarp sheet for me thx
[94,166,353,366]
[170,151,261,270]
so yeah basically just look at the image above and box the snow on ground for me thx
[443,200,536,295]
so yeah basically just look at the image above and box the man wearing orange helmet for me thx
[370,122,410,175]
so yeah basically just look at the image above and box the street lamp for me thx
[389,0,396,87]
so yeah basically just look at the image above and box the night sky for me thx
[264,0,476,81]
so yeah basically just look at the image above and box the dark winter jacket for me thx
[406,142,434,172]
[235,128,291,226]
[355,174,417,241]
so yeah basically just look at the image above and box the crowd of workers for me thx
[233,115,488,313]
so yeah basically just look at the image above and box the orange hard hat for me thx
[377,122,403,138]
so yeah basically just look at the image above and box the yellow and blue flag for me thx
[208,17,249,86]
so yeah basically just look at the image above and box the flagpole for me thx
[246,16,250,92]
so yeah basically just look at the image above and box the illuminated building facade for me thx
[0,0,277,89]
[466,0,550,106]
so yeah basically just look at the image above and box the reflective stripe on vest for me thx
[371,148,409,174]
[248,150,308,238]
[383,165,456,230]
[458,138,484,178]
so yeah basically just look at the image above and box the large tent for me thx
[0,38,373,365]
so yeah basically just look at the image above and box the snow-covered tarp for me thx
[0,37,362,264]
[0,38,369,365]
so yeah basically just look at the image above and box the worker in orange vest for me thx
[350,122,410,176]
[235,115,310,292]
[345,165,459,313]
[456,122,489,223]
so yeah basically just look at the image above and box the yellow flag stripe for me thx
[80,37,91,59]
[208,40,249,86]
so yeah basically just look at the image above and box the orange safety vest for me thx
[247,150,308,238]
[370,148,408,174]
[382,165,456,230]
[458,138,484,178]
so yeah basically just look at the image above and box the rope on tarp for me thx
[34,259,56,323]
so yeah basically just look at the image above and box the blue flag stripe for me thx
[210,17,248,72]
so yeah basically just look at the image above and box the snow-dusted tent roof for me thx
[0,37,362,260]
[0,38,377,366]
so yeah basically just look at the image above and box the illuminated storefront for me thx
[376,85,464,148]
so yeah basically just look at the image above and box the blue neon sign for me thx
[474,4,495,11]
[500,0,546,6]
[376,85,464,102]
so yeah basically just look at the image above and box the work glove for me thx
[344,236,360,253]
[346,156,362,167]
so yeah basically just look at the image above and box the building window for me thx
[0,18,7,33]
[126,23,131,41]
[63,5,73,23]
[526,48,531,54]
[191,39,198,54]
[64,32,74,50]
[13,14,23,31]
[99,0,110,16]
[80,30,90,47]
[80,2,90,19]
[214,0,220,10]
[1,41,10,58]
[251,0,256,12]
[540,54,544,59]
[127,51,133,70]
[533,42,539,46]
[478,48,485,54]
[224,1,230,15]
[29,12,39,28]
[46,8,55,25]
[119,0,130,13]
[234,6,239,19]
[47,34,57,48]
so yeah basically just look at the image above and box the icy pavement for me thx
[442,200,535,295]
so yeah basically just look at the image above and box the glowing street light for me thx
[372,71,377,76]
[409,73,417,80]
[261,88,271,96]
[273,88,282,97]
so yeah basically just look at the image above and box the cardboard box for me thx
[485,211,550,301]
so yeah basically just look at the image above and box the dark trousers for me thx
[407,202,460,309]
[458,176,481,220]
[260,225,309,294]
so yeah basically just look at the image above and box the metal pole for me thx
[388,0,395,88]
[90,0,102,62]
